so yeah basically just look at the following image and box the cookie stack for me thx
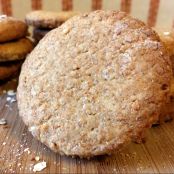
[25,10,79,43]
[155,29,174,122]
[0,15,34,81]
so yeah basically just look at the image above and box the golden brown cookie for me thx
[0,15,28,43]
[0,61,23,80]
[0,38,34,62]
[25,10,80,28]
[18,11,172,158]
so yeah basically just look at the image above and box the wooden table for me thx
[0,79,174,173]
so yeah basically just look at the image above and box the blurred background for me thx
[0,0,174,28]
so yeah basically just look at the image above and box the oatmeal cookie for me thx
[18,11,172,157]
[0,15,28,43]
[0,38,34,62]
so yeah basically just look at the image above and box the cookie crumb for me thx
[0,14,7,20]
[17,163,21,167]
[113,168,117,172]
[6,90,17,103]
[7,90,16,96]
[35,156,40,161]
[0,118,7,125]
[6,97,11,102]
[23,147,31,154]
[33,161,47,172]
[163,31,170,36]
[11,98,17,103]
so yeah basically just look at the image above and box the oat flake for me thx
[33,161,47,172]
[0,118,7,125]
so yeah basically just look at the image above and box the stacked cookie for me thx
[155,29,174,122]
[25,10,79,42]
[0,15,34,80]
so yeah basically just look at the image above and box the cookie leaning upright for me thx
[0,15,28,43]
[17,11,172,158]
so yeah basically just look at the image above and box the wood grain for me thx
[0,79,174,173]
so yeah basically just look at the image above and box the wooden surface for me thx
[0,79,174,173]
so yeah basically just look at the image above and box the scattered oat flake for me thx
[33,161,47,172]
[10,98,17,103]
[0,14,7,20]
[24,148,30,153]
[7,90,16,96]
[6,97,12,102]
[6,91,17,103]
[163,31,170,36]
[0,118,7,125]
[35,156,40,161]
[18,163,21,167]
[113,168,117,172]
[2,142,6,145]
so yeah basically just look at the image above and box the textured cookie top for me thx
[18,11,172,157]
[25,10,80,28]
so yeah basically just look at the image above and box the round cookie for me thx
[0,38,34,62]
[25,10,79,28]
[17,11,172,158]
[0,61,23,80]
[33,28,50,42]
[0,15,28,43]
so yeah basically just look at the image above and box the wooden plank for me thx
[0,80,174,173]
